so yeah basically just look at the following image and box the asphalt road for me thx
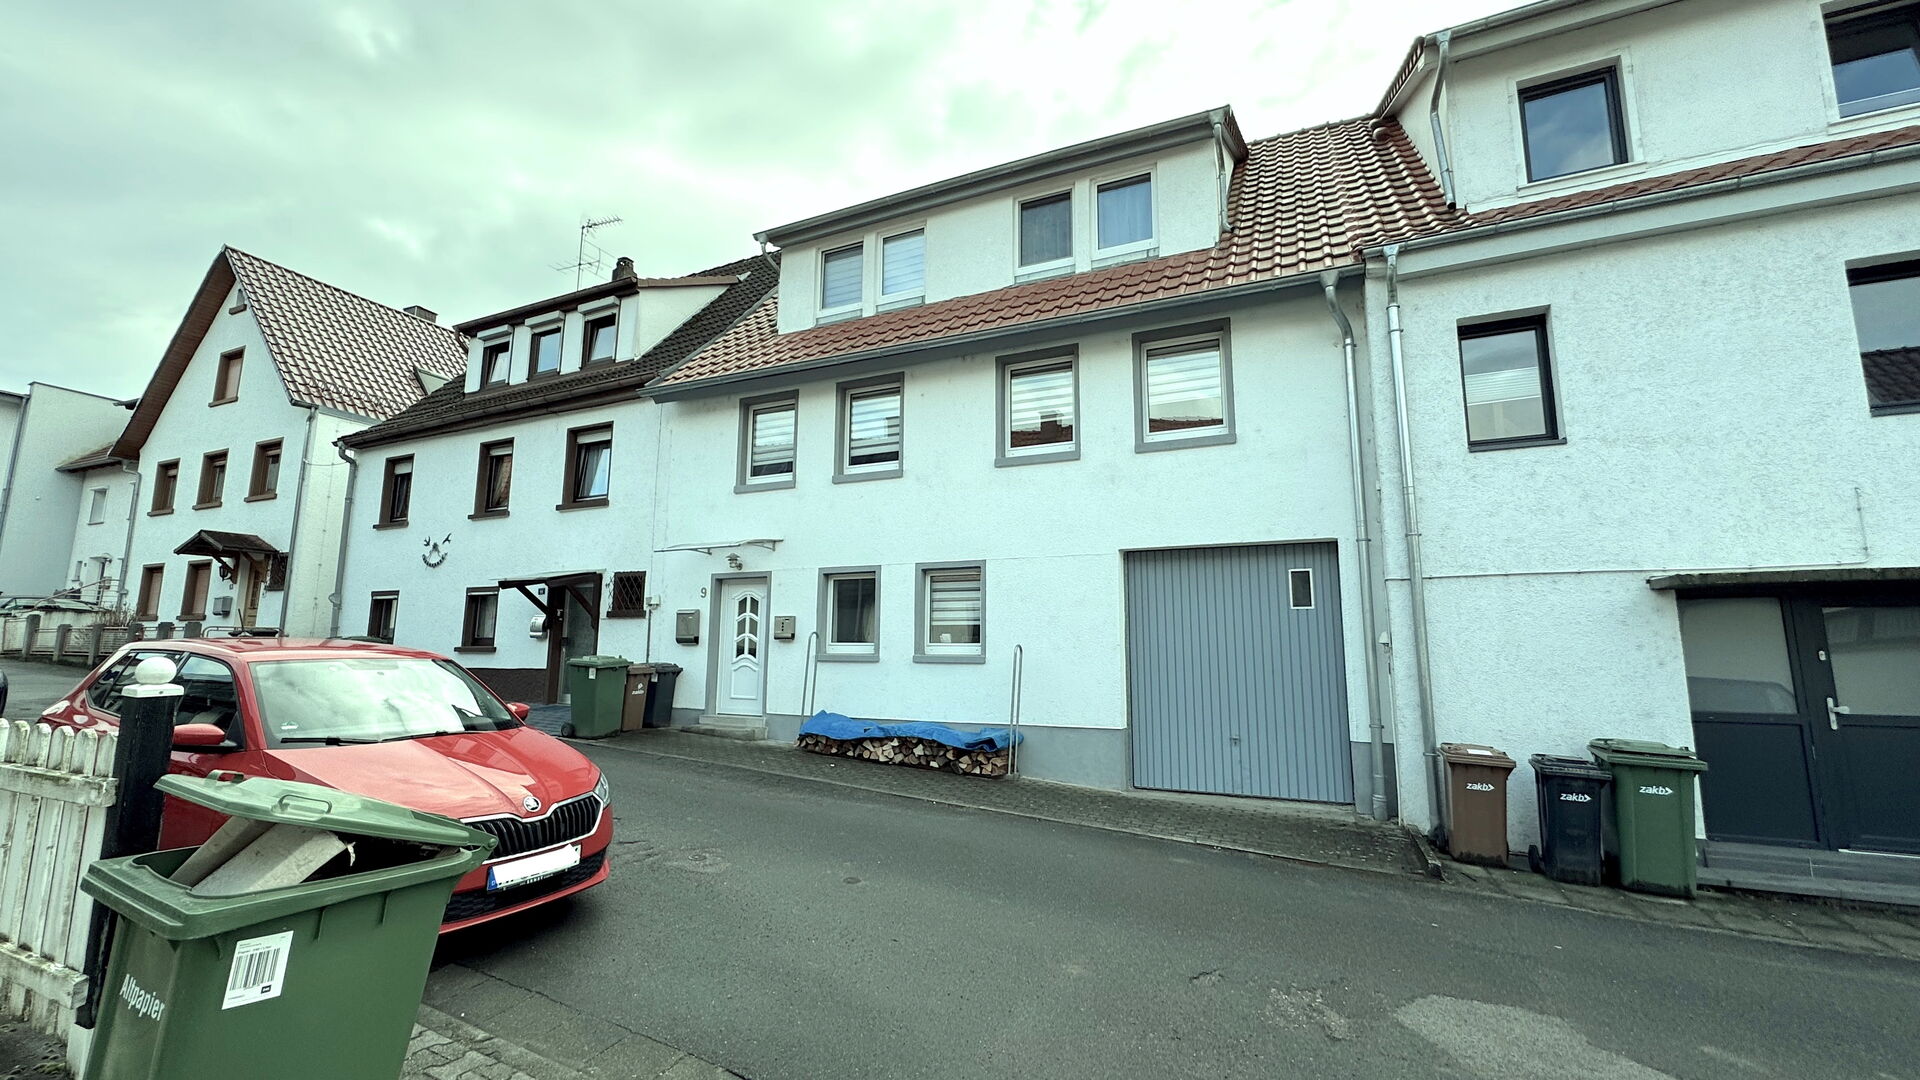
[0,658,83,719]
[437,745,1920,1080]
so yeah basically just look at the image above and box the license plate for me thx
[486,844,581,891]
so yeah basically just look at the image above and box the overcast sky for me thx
[2,0,1514,399]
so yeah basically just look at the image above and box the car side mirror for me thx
[172,723,234,750]
[507,702,531,722]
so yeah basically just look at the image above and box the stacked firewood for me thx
[797,733,1011,778]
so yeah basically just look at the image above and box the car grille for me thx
[463,793,603,860]
[444,851,605,924]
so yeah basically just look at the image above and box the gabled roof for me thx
[111,247,469,459]
[339,254,778,450]
[655,117,1456,390]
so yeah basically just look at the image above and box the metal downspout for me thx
[1382,246,1444,830]
[327,437,358,638]
[1428,31,1458,206]
[115,460,142,612]
[280,407,318,634]
[1322,273,1390,821]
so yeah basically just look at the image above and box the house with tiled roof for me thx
[112,246,467,637]
[335,255,777,704]
[1346,0,1920,896]
[0,383,134,603]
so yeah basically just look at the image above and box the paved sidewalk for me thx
[598,728,1424,875]
[600,728,1920,964]
[408,998,739,1079]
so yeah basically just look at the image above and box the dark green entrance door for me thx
[1682,590,1920,856]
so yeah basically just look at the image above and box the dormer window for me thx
[481,341,510,387]
[821,243,863,317]
[1095,174,1153,255]
[1519,67,1629,182]
[881,230,925,303]
[1019,192,1073,271]
[528,327,562,378]
[583,314,617,365]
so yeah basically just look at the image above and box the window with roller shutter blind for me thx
[737,394,797,491]
[1133,321,1236,451]
[997,348,1078,466]
[881,230,924,302]
[836,376,903,481]
[820,243,863,316]
[916,564,984,662]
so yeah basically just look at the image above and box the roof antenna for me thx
[551,214,624,289]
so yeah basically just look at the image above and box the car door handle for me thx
[1825,696,1853,731]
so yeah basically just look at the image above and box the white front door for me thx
[717,579,767,717]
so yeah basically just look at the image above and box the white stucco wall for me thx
[62,463,139,607]
[653,289,1376,774]
[337,400,662,675]
[1405,0,1920,212]
[125,285,320,631]
[1368,179,1920,845]
[0,385,134,598]
[776,139,1223,333]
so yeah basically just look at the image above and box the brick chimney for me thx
[611,256,637,282]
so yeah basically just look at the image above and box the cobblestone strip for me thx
[406,1006,588,1080]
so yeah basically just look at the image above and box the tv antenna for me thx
[552,214,624,288]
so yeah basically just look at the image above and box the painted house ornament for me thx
[422,533,452,568]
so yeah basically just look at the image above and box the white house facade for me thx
[112,247,466,637]
[1362,0,1920,891]
[0,383,133,601]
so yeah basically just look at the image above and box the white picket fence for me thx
[0,721,117,1046]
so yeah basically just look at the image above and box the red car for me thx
[42,637,611,932]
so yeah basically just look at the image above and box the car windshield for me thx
[250,657,517,749]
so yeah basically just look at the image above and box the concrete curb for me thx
[1405,827,1448,880]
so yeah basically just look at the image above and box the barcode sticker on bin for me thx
[222,931,293,1010]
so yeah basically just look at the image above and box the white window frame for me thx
[1015,189,1075,277]
[818,242,864,322]
[1133,320,1236,452]
[87,487,108,525]
[1092,168,1157,262]
[736,392,798,493]
[915,562,985,663]
[834,374,904,482]
[818,568,880,661]
[1289,569,1315,610]
[879,227,927,308]
[996,346,1080,467]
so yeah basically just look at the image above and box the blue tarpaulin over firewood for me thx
[799,712,1021,751]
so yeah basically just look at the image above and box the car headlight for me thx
[592,772,610,806]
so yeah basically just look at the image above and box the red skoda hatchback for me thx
[42,637,611,931]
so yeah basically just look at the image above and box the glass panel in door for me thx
[1819,604,1920,854]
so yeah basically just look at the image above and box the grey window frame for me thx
[1518,65,1630,183]
[581,313,618,366]
[1847,257,1920,414]
[1132,319,1237,452]
[480,340,511,387]
[1457,314,1565,450]
[527,325,563,379]
[817,566,881,663]
[1827,1,1920,118]
[996,346,1081,467]
[914,560,985,664]
[833,373,904,483]
[735,391,798,493]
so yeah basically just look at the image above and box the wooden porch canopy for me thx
[498,571,602,628]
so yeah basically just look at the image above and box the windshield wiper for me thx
[374,730,461,744]
[278,736,383,746]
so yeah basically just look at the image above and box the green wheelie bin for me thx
[81,773,494,1080]
[566,654,631,738]
[1588,738,1708,898]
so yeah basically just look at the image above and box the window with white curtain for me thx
[744,399,796,484]
[821,243,863,313]
[881,230,925,299]
[920,566,983,658]
[840,380,903,476]
[1457,316,1558,445]
[1141,338,1228,441]
[1096,174,1153,252]
[1004,355,1076,456]
[1019,192,1072,268]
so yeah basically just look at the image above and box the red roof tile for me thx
[657,117,1457,387]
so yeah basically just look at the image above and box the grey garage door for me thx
[1126,543,1353,803]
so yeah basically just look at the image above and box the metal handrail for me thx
[1008,643,1024,777]
[800,630,820,718]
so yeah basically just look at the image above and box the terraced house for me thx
[332,0,1920,901]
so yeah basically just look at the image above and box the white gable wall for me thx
[0,385,132,598]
